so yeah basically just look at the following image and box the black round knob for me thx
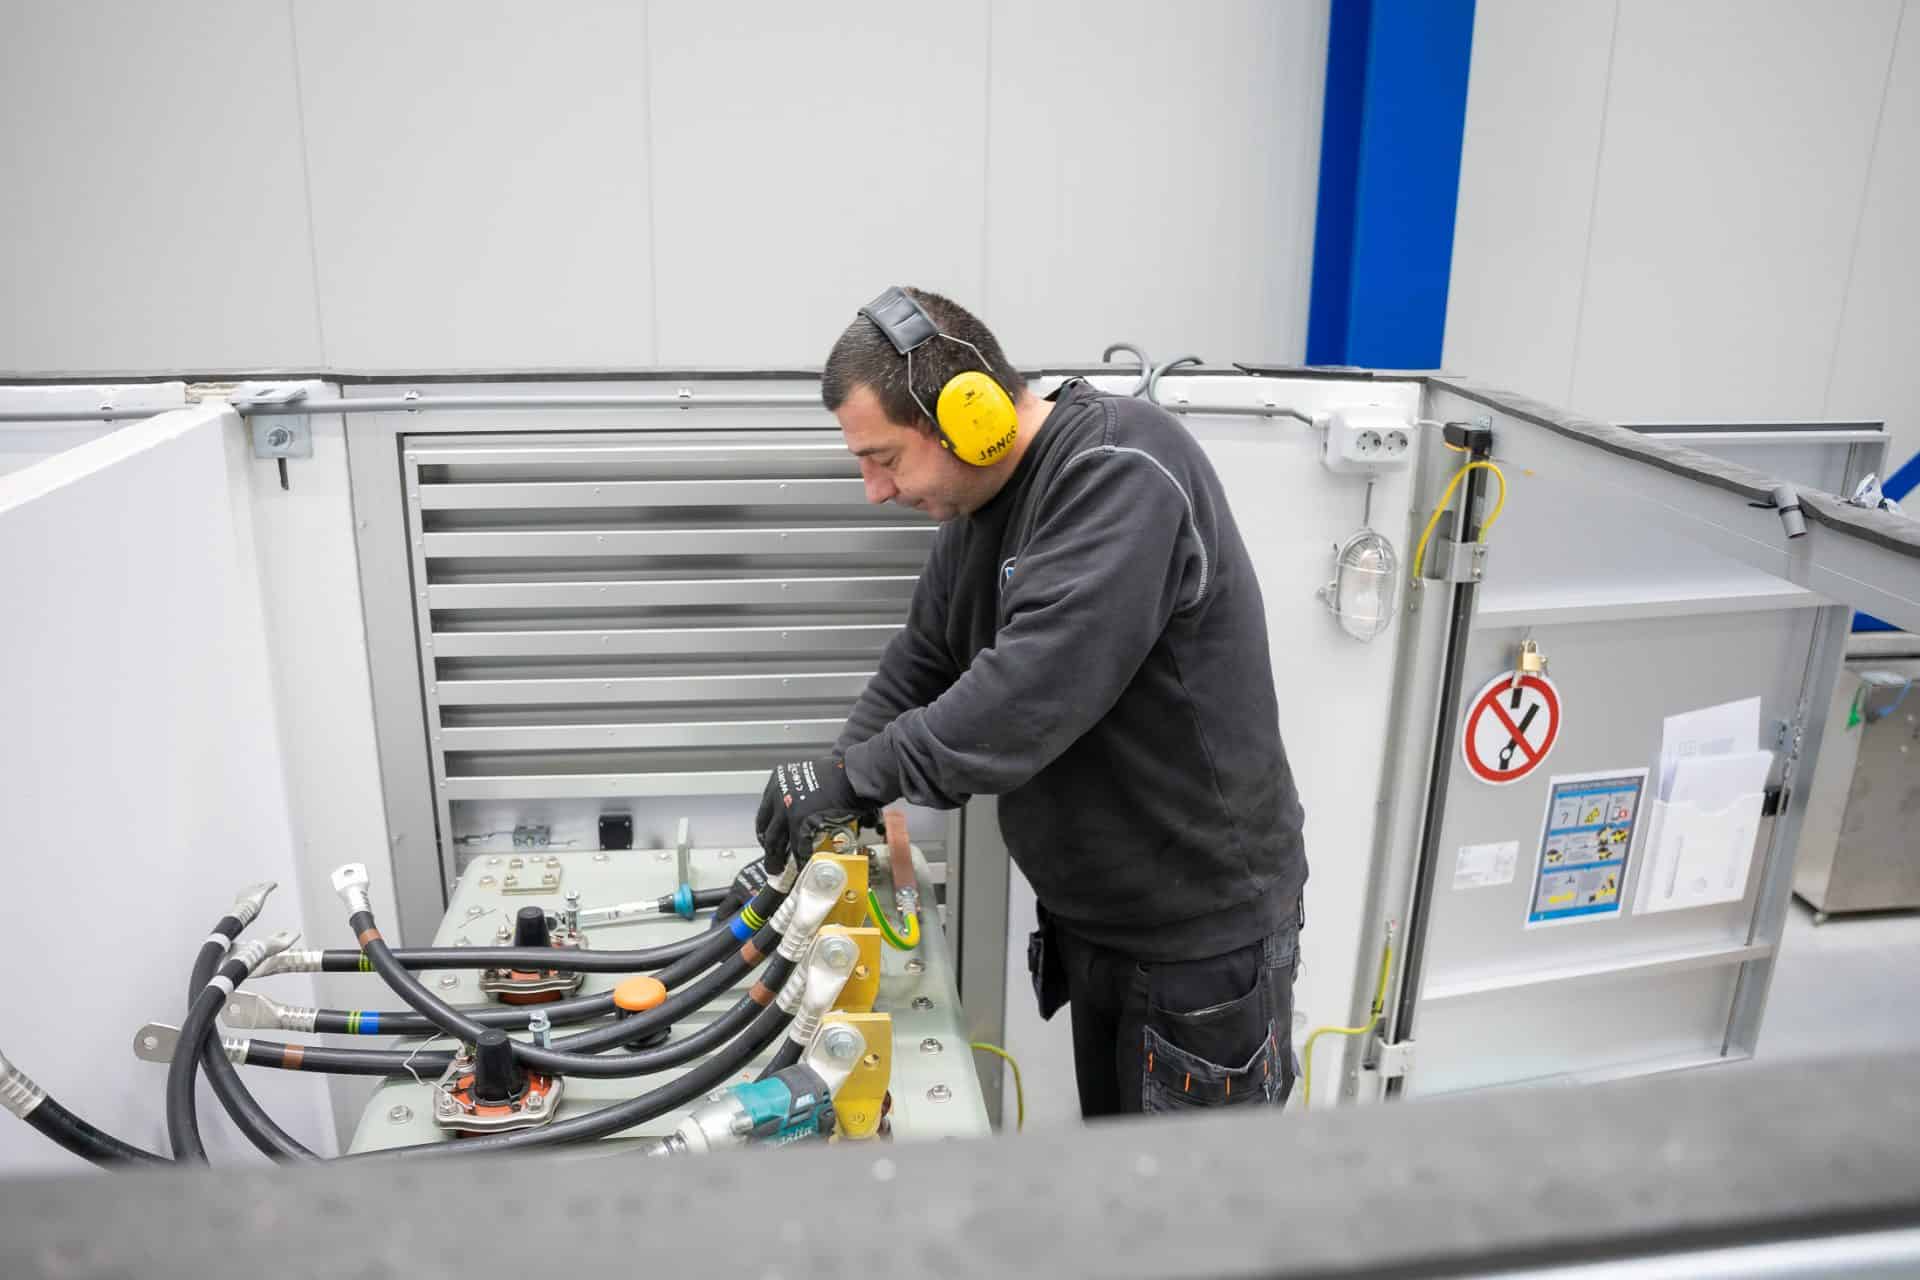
[471,1029,526,1104]
[513,905,551,949]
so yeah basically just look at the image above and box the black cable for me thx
[309,991,617,1037]
[166,956,251,1162]
[189,923,316,1162]
[315,883,780,974]
[240,959,793,1081]
[305,886,778,1037]
[345,999,794,1161]
[757,1037,804,1080]
[245,1040,455,1077]
[353,909,784,1077]
[21,1094,167,1168]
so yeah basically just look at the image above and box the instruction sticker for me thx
[1525,769,1648,927]
[1454,841,1520,890]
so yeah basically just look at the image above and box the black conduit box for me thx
[598,813,633,850]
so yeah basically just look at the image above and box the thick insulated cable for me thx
[332,862,837,1079]
[345,1000,795,1161]
[189,912,317,1162]
[239,960,793,1080]
[349,916,779,1078]
[165,930,298,1162]
[1,1051,166,1168]
[305,886,774,975]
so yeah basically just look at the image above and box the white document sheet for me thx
[1657,696,1761,799]
[1634,749,1774,915]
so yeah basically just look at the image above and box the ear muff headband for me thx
[857,287,1019,467]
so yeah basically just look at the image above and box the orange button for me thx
[612,975,668,1012]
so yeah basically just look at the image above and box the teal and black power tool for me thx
[647,1065,836,1157]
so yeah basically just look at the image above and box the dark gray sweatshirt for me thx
[840,379,1307,960]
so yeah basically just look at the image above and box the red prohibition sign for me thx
[1461,672,1562,784]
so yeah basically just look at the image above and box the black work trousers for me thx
[1053,921,1300,1117]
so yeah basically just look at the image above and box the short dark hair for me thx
[821,287,1024,431]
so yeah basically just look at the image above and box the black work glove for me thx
[711,856,770,928]
[754,756,871,876]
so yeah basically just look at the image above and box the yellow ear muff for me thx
[935,370,1019,466]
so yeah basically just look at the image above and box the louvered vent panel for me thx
[400,431,931,860]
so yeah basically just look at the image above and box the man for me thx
[756,287,1307,1117]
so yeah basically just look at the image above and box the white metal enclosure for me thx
[0,401,338,1170]
[4,364,1916,1151]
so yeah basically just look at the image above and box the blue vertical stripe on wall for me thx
[1306,0,1477,368]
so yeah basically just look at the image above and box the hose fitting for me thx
[330,862,373,916]
[0,1049,47,1119]
[775,860,847,962]
[229,881,277,929]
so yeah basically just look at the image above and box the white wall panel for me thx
[985,0,1329,366]
[0,405,336,1171]
[294,1,656,369]
[1826,1,1920,475]
[1568,0,1901,419]
[645,1,991,367]
[0,1,320,372]
[1442,0,1617,403]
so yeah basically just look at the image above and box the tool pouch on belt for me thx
[1027,903,1070,1021]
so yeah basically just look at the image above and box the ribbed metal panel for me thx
[400,430,929,855]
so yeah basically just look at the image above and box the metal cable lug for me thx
[220,991,314,1032]
[228,881,277,929]
[773,860,801,892]
[801,1018,867,1098]
[0,1048,47,1119]
[133,1024,180,1064]
[330,862,372,916]
[775,859,847,962]
[226,929,302,978]
[252,948,323,977]
[132,1025,249,1065]
[782,934,859,1046]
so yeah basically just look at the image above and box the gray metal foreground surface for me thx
[3,1053,1915,1278]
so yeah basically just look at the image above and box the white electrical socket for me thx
[1322,407,1414,474]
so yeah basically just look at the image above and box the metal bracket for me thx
[1370,1035,1416,1079]
[233,382,314,460]
[1424,536,1487,584]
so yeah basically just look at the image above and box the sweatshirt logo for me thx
[999,557,1017,591]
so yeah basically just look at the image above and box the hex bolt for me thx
[478,875,495,887]
[926,1085,952,1103]
[593,852,610,863]
[912,996,934,1011]
[920,1038,943,1054]
[904,959,926,975]
[437,974,459,989]
[387,1105,413,1124]
[466,905,485,918]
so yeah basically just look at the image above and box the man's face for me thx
[835,384,979,522]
